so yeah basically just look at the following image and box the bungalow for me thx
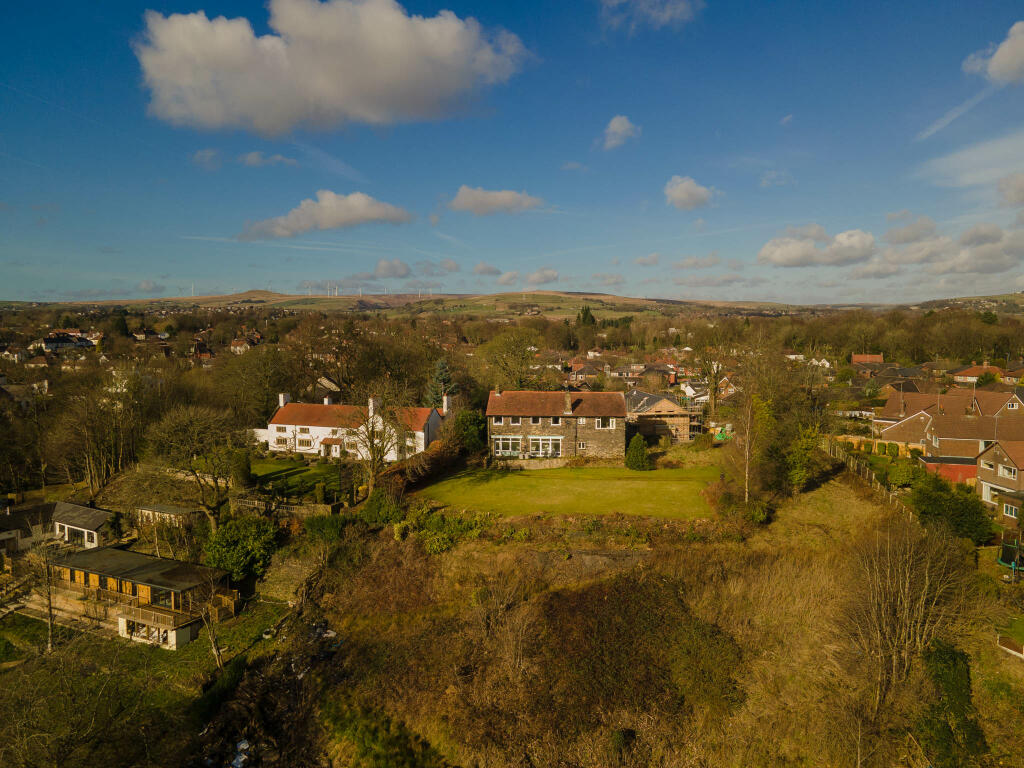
[254,393,444,461]
[135,504,197,528]
[53,547,233,650]
[52,502,113,549]
[976,441,1024,527]
[951,363,1005,384]
[486,389,627,459]
[625,388,701,443]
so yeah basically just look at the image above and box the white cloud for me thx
[448,185,543,215]
[496,271,519,286]
[240,189,411,239]
[526,267,559,286]
[883,237,955,264]
[758,226,875,267]
[561,161,587,171]
[593,273,625,287]
[673,273,746,288]
[634,252,660,266]
[439,258,459,273]
[136,279,166,293]
[918,129,1024,189]
[374,258,411,279]
[850,259,901,280]
[928,230,1024,275]
[191,148,221,170]
[759,169,792,188]
[136,0,527,136]
[664,175,714,210]
[779,114,793,126]
[473,262,501,276]
[239,151,298,167]
[673,253,720,269]
[416,258,460,276]
[958,222,1004,246]
[602,115,640,150]
[600,0,704,32]
[998,172,1024,206]
[915,86,997,142]
[885,215,936,244]
[964,21,1024,84]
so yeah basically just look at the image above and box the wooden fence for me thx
[819,438,913,516]
[231,496,340,519]
[997,634,1024,661]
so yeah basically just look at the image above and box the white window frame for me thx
[528,436,562,458]
[492,436,521,456]
[509,416,521,426]
[578,441,587,450]
[492,416,504,425]
[595,417,615,429]
[578,417,586,425]
[551,417,561,426]
[999,464,1018,480]
[531,416,540,425]
[981,460,995,471]
[1004,503,1020,519]
[1007,401,1019,410]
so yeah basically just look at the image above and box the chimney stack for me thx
[278,392,290,408]
[323,395,332,405]
[564,392,573,415]
[442,393,452,416]
[368,396,381,418]
[494,384,501,396]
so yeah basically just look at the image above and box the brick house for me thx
[486,390,626,459]
[976,440,1024,527]
[625,388,702,443]
[920,414,1024,484]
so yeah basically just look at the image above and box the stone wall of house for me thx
[489,416,625,459]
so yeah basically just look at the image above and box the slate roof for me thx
[56,547,227,591]
[52,502,111,531]
[624,389,686,414]
[486,390,626,418]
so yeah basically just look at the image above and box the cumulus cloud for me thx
[191,148,221,170]
[473,262,501,276]
[672,273,746,288]
[448,185,543,215]
[883,236,955,264]
[602,115,640,150]
[496,271,519,286]
[885,215,936,244]
[593,273,625,287]
[526,267,559,286]
[374,258,411,279]
[240,189,411,239]
[850,259,902,280]
[958,222,1004,247]
[673,253,720,269]
[928,229,1024,274]
[600,0,704,32]
[136,0,527,136]
[634,252,660,266]
[998,172,1024,206]
[963,21,1024,84]
[239,151,298,167]
[664,175,714,210]
[758,226,875,267]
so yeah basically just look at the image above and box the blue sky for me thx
[2,0,1024,303]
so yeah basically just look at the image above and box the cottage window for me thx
[981,460,995,471]
[529,437,562,457]
[595,417,615,429]
[406,432,416,446]
[275,426,286,433]
[493,416,504,425]
[578,442,587,450]
[999,464,1018,480]
[509,417,521,425]
[298,427,310,434]
[531,416,541,425]
[275,437,288,447]
[551,417,561,426]
[492,436,521,456]
[578,417,586,425]
[298,438,313,448]
[1008,402,1019,410]
[1004,503,1020,519]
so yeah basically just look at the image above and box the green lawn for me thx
[416,465,719,519]
[251,457,343,498]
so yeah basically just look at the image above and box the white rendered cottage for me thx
[254,393,446,462]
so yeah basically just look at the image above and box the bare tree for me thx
[25,538,58,654]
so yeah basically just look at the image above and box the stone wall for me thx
[489,415,625,459]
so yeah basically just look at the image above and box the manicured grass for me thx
[416,465,719,519]
[999,615,1024,646]
[251,457,343,498]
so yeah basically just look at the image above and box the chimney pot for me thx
[278,392,290,408]
[564,391,573,415]
[323,396,332,405]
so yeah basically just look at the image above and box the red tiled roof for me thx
[269,402,436,431]
[851,354,884,364]
[953,365,1005,377]
[486,390,626,418]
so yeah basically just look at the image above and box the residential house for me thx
[135,504,197,528]
[0,504,53,556]
[851,353,884,364]
[976,441,1024,526]
[568,363,602,386]
[254,393,444,461]
[53,547,233,650]
[951,362,1005,384]
[52,502,114,549]
[921,414,1024,484]
[625,388,702,442]
[486,389,626,459]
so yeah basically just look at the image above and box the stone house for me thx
[486,389,626,459]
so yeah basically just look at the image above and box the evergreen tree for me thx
[576,306,596,326]
[425,359,457,408]
[625,434,652,471]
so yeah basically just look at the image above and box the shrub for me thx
[887,442,900,460]
[204,516,278,581]
[359,487,404,526]
[625,434,652,471]
[304,514,352,543]
[887,460,916,488]
[915,640,988,768]
[908,472,992,545]
[692,432,714,450]
[658,434,672,452]
[862,442,873,455]
[230,449,253,489]
[314,482,326,505]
